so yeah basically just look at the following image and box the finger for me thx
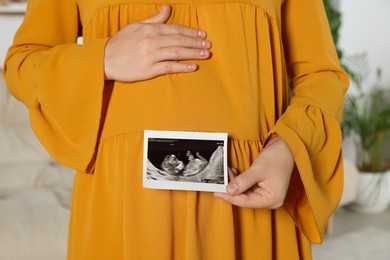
[142,4,172,24]
[225,165,262,195]
[142,5,206,39]
[231,168,239,176]
[228,168,235,182]
[157,35,211,50]
[214,189,272,209]
[149,61,198,77]
[154,47,210,62]
[157,24,207,39]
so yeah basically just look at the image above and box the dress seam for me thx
[99,130,263,143]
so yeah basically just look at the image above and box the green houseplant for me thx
[323,0,342,58]
[323,0,358,83]
[323,0,390,213]
[341,54,390,172]
[341,53,390,213]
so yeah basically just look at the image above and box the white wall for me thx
[338,0,390,162]
[0,3,26,69]
[339,0,390,87]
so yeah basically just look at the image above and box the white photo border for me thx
[143,130,228,193]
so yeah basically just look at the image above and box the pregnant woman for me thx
[4,1,349,259]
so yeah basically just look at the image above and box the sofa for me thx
[0,73,74,260]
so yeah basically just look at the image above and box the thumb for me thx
[142,4,172,24]
[226,166,261,195]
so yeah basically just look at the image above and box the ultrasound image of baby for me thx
[159,151,208,176]
[183,151,208,176]
[160,154,185,175]
[144,131,227,190]
[146,146,224,184]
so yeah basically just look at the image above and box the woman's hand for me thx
[104,4,211,82]
[214,136,295,209]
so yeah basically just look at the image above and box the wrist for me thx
[264,133,280,148]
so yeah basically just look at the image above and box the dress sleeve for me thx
[3,0,110,173]
[272,0,349,243]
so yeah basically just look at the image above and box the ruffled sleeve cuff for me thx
[268,103,344,243]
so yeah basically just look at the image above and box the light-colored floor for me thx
[312,206,390,260]
[329,206,390,238]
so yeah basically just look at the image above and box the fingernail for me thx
[188,64,197,71]
[200,50,207,56]
[198,30,206,38]
[227,182,239,193]
[202,40,210,48]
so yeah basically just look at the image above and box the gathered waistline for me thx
[99,130,265,145]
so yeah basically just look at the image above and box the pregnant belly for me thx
[101,71,262,141]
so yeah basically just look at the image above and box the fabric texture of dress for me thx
[4,0,349,259]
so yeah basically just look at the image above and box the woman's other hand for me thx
[214,136,295,209]
[104,4,211,82]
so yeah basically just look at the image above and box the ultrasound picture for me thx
[146,138,225,184]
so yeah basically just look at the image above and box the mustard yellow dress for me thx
[4,0,349,259]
